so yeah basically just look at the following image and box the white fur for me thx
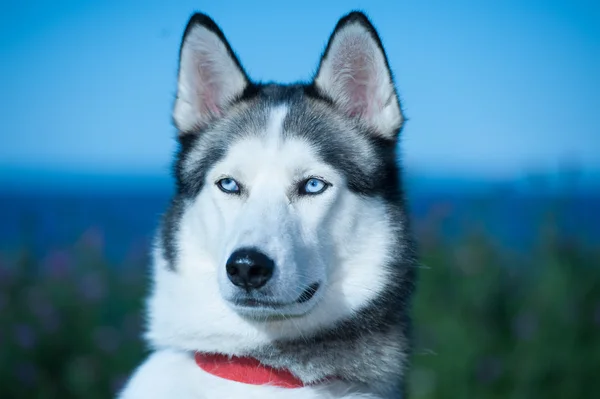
[119,349,382,399]
[315,23,402,137]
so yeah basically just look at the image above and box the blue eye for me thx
[217,178,240,194]
[301,178,329,195]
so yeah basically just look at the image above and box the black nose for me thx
[226,248,275,290]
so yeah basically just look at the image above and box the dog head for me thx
[146,11,410,355]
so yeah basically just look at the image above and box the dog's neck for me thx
[245,291,411,396]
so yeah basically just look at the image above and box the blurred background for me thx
[1,0,599,398]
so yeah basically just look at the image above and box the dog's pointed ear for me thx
[313,12,403,139]
[173,13,250,134]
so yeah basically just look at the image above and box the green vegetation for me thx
[411,220,600,398]
[1,218,599,398]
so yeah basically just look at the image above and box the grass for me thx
[1,213,599,398]
[411,220,600,398]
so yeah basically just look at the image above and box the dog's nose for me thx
[226,248,274,290]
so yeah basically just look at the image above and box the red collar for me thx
[194,352,307,388]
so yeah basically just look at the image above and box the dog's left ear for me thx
[314,12,403,139]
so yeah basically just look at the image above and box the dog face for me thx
[200,105,342,319]
[146,12,408,354]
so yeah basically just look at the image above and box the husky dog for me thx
[119,10,416,399]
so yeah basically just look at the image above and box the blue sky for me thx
[1,0,598,184]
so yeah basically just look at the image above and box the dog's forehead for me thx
[179,85,383,194]
[216,105,325,175]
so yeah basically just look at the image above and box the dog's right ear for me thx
[173,14,250,134]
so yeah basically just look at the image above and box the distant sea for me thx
[1,174,599,264]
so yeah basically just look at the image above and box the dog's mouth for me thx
[234,282,320,308]
[296,282,320,304]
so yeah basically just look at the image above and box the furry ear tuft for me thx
[173,13,249,133]
[314,12,403,139]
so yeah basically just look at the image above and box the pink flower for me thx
[13,324,36,350]
[27,288,60,333]
[0,257,14,284]
[42,250,73,279]
[78,272,107,302]
[79,226,105,252]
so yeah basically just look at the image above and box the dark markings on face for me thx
[281,89,404,202]
[160,196,186,268]
[175,84,402,198]
[162,83,408,269]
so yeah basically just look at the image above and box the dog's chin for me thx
[226,282,323,321]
